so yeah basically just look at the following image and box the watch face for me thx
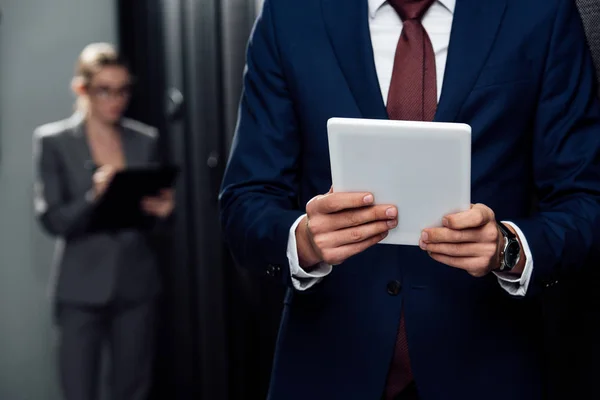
[506,240,521,266]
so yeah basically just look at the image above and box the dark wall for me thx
[117,1,283,399]
[118,2,200,399]
[118,0,169,158]
[544,2,600,399]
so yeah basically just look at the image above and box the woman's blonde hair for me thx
[72,43,128,112]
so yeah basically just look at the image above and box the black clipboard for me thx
[89,165,179,231]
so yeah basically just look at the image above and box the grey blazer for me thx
[33,114,162,305]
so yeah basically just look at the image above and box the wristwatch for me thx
[496,222,521,272]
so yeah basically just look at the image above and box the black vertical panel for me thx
[220,0,257,150]
[560,4,600,400]
[179,0,231,397]
[118,0,169,159]
[537,3,600,400]
[158,0,203,397]
[118,1,199,399]
[119,1,285,399]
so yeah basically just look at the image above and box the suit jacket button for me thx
[267,264,281,277]
[387,280,402,296]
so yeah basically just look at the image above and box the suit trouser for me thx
[56,298,156,400]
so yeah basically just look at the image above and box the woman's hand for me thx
[141,189,175,218]
[92,165,119,199]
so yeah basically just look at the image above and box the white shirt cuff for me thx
[286,214,333,291]
[493,221,534,297]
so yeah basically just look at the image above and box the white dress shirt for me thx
[287,0,534,295]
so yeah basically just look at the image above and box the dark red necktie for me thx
[384,0,437,398]
[386,0,437,122]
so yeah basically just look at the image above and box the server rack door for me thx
[119,0,200,399]
[120,0,286,398]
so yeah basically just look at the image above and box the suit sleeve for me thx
[512,0,600,297]
[33,131,96,238]
[219,0,303,286]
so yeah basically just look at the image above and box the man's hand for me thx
[420,203,518,277]
[296,190,398,268]
[141,189,175,218]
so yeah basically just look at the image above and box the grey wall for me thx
[576,0,600,90]
[0,1,116,399]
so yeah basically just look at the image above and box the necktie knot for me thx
[388,0,436,21]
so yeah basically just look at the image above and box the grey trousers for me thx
[56,299,156,400]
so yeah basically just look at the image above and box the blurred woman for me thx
[33,43,173,400]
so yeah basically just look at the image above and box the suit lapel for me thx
[70,116,143,169]
[321,0,388,119]
[435,0,507,122]
[120,126,139,167]
[69,114,96,171]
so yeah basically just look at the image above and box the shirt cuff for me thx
[286,214,333,291]
[493,221,534,297]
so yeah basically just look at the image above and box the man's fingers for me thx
[422,227,480,244]
[420,241,496,258]
[423,222,499,245]
[443,204,495,230]
[309,205,397,233]
[313,220,394,249]
[321,231,388,266]
[310,192,375,214]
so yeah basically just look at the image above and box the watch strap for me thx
[497,221,516,240]
[496,221,520,271]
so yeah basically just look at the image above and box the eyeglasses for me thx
[88,84,132,100]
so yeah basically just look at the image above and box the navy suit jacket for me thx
[220,0,600,398]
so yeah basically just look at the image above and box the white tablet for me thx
[327,118,472,246]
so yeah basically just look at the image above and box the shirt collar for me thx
[368,0,456,19]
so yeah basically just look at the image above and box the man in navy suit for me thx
[220,0,600,398]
